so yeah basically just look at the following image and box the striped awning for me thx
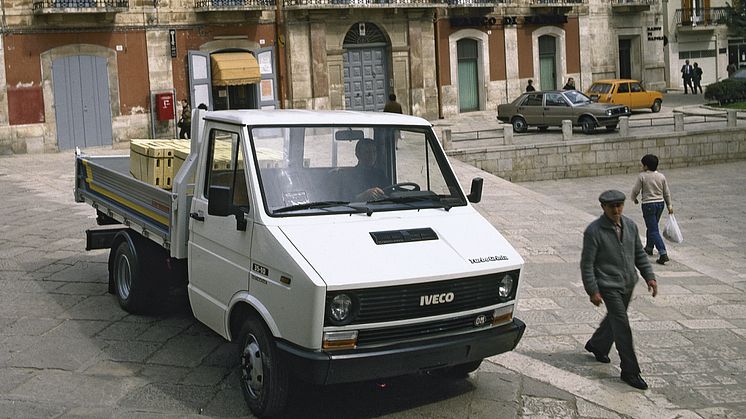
[211,52,260,86]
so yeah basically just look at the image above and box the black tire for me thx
[651,99,662,113]
[511,116,528,133]
[435,360,483,379]
[112,240,150,313]
[537,126,549,132]
[580,116,596,134]
[605,124,617,132]
[238,316,289,418]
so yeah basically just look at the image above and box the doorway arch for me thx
[448,29,489,113]
[531,27,567,91]
[343,22,390,111]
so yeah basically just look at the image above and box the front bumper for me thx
[277,318,525,384]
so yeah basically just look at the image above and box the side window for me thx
[524,93,543,106]
[545,93,566,106]
[204,129,249,212]
[630,82,643,92]
[617,83,630,93]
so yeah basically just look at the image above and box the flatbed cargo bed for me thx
[75,154,176,250]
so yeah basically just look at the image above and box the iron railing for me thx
[610,0,653,5]
[529,0,586,5]
[284,0,448,8]
[675,7,730,26]
[195,0,275,8]
[33,0,128,10]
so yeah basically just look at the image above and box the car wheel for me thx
[605,124,617,132]
[537,126,549,132]
[580,116,596,134]
[511,116,528,133]
[651,99,662,113]
[239,316,289,418]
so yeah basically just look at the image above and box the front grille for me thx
[324,270,519,326]
[609,107,627,115]
[356,312,493,346]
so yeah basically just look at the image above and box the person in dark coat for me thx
[580,190,658,390]
[178,99,191,139]
[562,77,576,90]
[526,79,536,92]
[681,60,693,94]
[692,62,703,94]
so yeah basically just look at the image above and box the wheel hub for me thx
[116,254,132,299]
[241,335,264,399]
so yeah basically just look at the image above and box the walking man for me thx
[581,190,658,390]
[681,60,694,94]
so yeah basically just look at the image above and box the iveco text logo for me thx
[420,292,455,306]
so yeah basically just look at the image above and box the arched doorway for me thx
[343,22,389,111]
[457,38,479,112]
[539,35,557,90]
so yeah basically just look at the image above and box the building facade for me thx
[0,0,731,154]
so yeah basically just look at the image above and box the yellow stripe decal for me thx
[82,159,170,227]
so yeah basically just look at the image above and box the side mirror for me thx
[467,177,483,203]
[208,185,247,231]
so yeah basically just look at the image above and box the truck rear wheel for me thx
[112,240,150,313]
[238,316,289,418]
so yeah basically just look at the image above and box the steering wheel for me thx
[382,182,421,194]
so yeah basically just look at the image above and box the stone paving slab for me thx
[1,148,745,417]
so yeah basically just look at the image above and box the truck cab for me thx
[75,110,525,417]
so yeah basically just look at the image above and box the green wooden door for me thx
[458,39,479,112]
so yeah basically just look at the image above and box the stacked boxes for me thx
[131,139,284,190]
[130,139,189,189]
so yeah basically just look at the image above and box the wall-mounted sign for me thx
[503,15,568,25]
[450,16,498,28]
[647,26,663,41]
[169,29,177,58]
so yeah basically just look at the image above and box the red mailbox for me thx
[155,92,174,121]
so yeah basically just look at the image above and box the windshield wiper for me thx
[272,201,365,214]
[371,194,455,211]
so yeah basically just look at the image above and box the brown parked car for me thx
[497,90,631,134]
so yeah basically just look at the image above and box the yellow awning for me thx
[211,52,260,86]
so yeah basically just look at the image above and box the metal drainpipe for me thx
[434,9,443,119]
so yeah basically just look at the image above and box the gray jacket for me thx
[580,214,655,296]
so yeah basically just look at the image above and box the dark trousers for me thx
[587,286,640,375]
[683,77,693,93]
[693,79,703,94]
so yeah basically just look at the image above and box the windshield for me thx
[250,125,467,216]
[564,90,592,105]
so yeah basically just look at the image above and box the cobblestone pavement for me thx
[1,138,745,416]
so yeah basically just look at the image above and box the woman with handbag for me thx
[631,154,674,265]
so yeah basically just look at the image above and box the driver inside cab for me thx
[345,138,387,201]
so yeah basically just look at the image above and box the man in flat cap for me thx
[580,190,658,390]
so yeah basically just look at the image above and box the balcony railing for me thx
[284,0,447,9]
[194,0,275,11]
[611,0,652,12]
[675,7,730,26]
[529,0,585,5]
[33,0,128,13]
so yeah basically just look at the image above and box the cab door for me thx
[614,82,631,108]
[543,92,571,126]
[628,81,646,109]
[188,126,254,338]
[518,93,544,125]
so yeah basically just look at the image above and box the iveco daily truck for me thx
[74,109,525,417]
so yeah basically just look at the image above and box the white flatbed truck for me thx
[74,109,525,417]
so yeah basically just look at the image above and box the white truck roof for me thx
[202,109,433,127]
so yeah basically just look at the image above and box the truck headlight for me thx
[498,274,515,298]
[327,293,356,325]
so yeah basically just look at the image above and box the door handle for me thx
[190,212,204,221]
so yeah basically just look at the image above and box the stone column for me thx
[287,18,313,109]
[577,14,592,91]
[146,29,176,138]
[727,110,737,127]
[562,120,573,140]
[0,35,8,127]
[310,20,329,110]
[674,113,684,131]
[503,26,520,101]
[619,116,629,137]
[407,11,425,118]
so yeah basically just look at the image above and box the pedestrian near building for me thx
[383,93,403,149]
[681,60,693,94]
[692,62,703,94]
[581,190,658,390]
[631,154,674,265]
[727,62,737,78]
[562,77,576,90]
[178,99,191,139]
[526,79,536,92]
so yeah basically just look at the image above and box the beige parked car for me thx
[497,90,631,134]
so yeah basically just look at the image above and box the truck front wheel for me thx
[238,316,289,418]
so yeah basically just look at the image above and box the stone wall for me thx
[446,128,746,182]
